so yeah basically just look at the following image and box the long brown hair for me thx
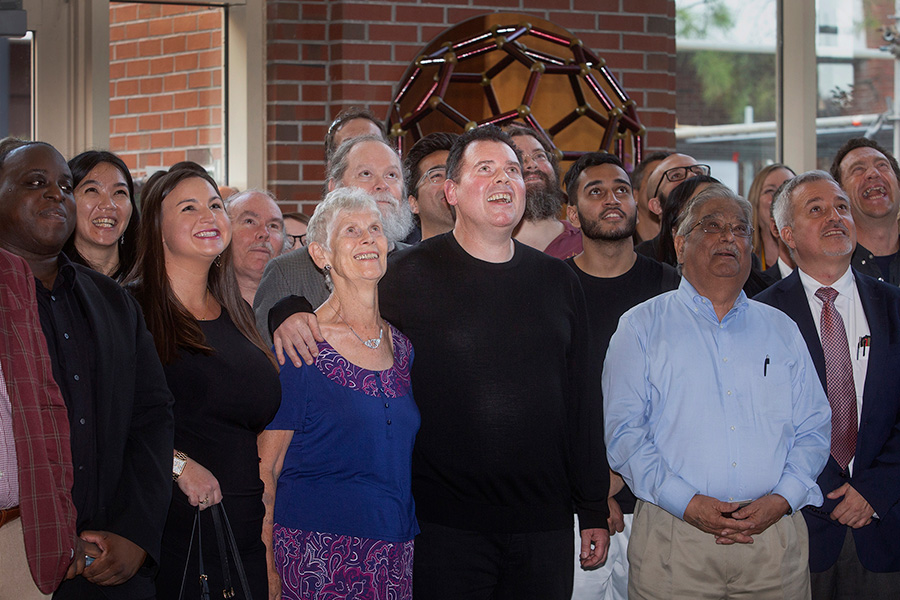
[125,162,277,370]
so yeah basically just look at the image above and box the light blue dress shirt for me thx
[603,278,831,520]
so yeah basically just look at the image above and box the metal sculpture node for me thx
[388,21,646,167]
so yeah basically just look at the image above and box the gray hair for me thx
[772,170,836,232]
[675,183,751,238]
[307,187,382,253]
[325,134,407,200]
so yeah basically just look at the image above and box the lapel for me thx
[775,271,827,390]
[853,270,886,427]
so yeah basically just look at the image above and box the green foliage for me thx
[678,51,777,125]
[677,0,734,39]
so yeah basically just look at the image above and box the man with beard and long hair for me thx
[562,152,678,600]
[505,123,583,259]
[253,135,414,343]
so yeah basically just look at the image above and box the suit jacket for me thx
[48,261,175,600]
[0,248,77,593]
[756,269,900,572]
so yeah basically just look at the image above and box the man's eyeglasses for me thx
[417,166,447,188]
[685,217,753,239]
[653,164,711,198]
[285,233,307,249]
[522,150,551,164]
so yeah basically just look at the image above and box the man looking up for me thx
[631,151,669,243]
[0,141,174,600]
[254,135,413,343]
[267,126,610,599]
[644,152,709,227]
[225,189,284,305]
[324,107,387,163]
[604,183,830,599]
[402,132,459,242]
[505,123,583,259]
[830,138,900,285]
[757,171,900,599]
[562,152,678,600]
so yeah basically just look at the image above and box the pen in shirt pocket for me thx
[764,354,770,377]
[857,335,871,359]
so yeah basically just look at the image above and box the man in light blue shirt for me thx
[603,183,831,599]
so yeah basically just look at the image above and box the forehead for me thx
[696,196,746,220]
[418,150,449,173]
[842,146,890,172]
[510,133,544,153]
[793,179,846,206]
[347,140,400,170]
[3,144,70,177]
[658,153,697,174]
[334,207,382,226]
[578,163,629,188]
[461,139,518,168]
[169,176,219,199]
[335,118,382,145]
[234,193,281,219]
[83,161,127,182]
[763,168,793,187]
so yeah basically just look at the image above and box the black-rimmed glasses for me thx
[653,164,711,198]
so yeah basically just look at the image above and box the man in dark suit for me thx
[756,170,900,599]
[0,140,174,600]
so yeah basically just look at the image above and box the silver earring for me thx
[214,254,222,268]
[324,265,331,271]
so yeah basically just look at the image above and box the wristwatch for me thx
[173,451,188,481]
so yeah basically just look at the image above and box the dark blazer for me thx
[756,269,900,573]
[762,261,783,284]
[50,262,175,600]
[0,249,76,593]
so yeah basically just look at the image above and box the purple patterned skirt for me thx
[273,524,413,600]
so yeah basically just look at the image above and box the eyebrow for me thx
[583,178,631,190]
[77,178,128,189]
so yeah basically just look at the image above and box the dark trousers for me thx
[811,528,900,600]
[413,520,573,600]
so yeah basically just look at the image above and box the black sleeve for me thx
[268,295,315,337]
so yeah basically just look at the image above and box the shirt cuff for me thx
[773,472,823,512]
[657,476,701,520]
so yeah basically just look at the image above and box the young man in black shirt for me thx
[563,152,679,600]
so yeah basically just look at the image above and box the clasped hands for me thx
[683,493,789,545]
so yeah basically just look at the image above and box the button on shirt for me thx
[34,255,98,528]
[603,279,831,520]
[0,357,18,509]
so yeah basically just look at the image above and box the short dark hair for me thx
[632,151,670,191]
[404,131,459,199]
[563,152,629,205]
[503,122,560,180]
[830,137,900,185]
[445,125,522,183]
[325,107,386,160]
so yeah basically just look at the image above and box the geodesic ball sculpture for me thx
[388,15,646,169]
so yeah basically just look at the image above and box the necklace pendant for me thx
[364,338,381,349]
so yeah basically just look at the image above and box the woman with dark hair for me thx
[63,150,139,281]
[125,162,280,599]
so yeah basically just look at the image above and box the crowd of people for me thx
[1,105,899,600]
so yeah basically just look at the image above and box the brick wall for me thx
[109,2,225,182]
[267,0,677,210]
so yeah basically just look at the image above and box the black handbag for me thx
[178,502,253,600]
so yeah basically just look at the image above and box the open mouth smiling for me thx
[487,192,512,203]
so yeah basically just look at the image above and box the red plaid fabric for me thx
[0,249,77,593]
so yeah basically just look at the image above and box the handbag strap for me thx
[210,504,234,598]
[179,507,211,600]
[214,502,253,599]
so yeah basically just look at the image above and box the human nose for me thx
[97,191,117,210]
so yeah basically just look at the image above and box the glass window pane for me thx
[816,0,895,169]
[675,0,778,194]
[1,32,33,140]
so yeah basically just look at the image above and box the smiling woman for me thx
[62,151,138,282]
[125,162,281,600]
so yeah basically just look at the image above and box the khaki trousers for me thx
[628,500,810,600]
[0,517,52,600]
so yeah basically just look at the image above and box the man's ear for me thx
[674,234,686,265]
[445,179,458,206]
[408,195,420,215]
[566,204,581,229]
[780,225,796,251]
[770,219,780,240]
[649,197,662,216]
[327,178,336,192]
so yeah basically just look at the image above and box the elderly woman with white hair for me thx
[258,188,419,600]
